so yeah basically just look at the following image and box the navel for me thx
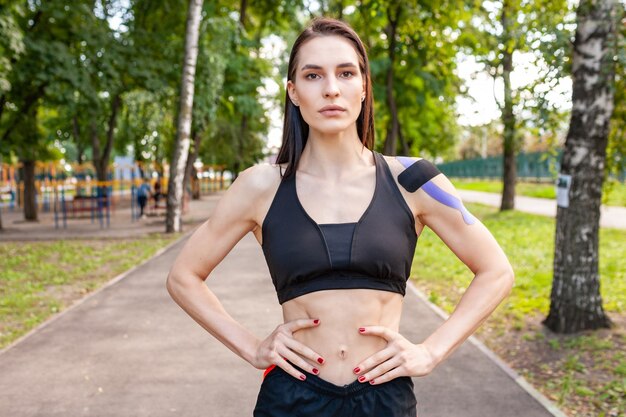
[338,344,348,359]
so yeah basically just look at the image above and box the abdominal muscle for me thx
[281,288,404,386]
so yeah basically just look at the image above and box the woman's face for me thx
[287,35,365,136]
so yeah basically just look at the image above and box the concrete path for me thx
[458,190,626,229]
[0,221,566,416]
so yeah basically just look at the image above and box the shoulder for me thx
[380,153,441,193]
[380,153,476,225]
[233,163,281,194]
[231,162,288,203]
[380,153,426,170]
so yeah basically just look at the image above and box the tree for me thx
[544,0,618,334]
[166,0,204,233]
[0,1,25,229]
[0,1,91,221]
[460,0,573,210]
[325,0,468,159]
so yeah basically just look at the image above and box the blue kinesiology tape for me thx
[396,157,477,225]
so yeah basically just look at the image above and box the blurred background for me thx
[0,1,624,416]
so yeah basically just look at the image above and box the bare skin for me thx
[250,152,425,386]
[166,34,513,390]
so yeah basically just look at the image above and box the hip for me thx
[255,360,417,417]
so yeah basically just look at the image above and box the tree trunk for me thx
[91,94,121,183]
[232,115,247,182]
[239,0,247,26]
[183,130,202,200]
[166,0,204,233]
[22,159,38,221]
[500,2,516,211]
[72,116,85,165]
[543,0,616,334]
[382,4,402,156]
[398,126,410,156]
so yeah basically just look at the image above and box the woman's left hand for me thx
[353,325,437,384]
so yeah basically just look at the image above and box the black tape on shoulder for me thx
[397,159,441,192]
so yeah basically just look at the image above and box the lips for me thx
[319,105,346,112]
[319,105,346,117]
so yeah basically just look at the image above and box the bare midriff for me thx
[281,288,404,386]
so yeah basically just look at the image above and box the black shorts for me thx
[253,361,418,417]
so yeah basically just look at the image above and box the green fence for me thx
[436,151,563,182]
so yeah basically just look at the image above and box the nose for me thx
[323,75,340,98]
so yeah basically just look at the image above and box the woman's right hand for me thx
[252,318,325,380]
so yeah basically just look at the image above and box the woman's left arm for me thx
[354,162,514,384]
[413,171,515,368]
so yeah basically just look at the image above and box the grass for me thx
[450,179,626,207]
[410,203,626,417]
[0,232,183,349]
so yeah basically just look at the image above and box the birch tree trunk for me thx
[543,0,617,333]
[166,0,203,233]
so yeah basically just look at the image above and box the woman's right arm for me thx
[165,164,324,379]
[166,164,266,366]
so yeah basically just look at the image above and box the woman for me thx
[166,17,514,416]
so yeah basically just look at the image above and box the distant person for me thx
[137,178,151,218]
[153,179,162,208]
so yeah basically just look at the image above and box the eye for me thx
[341,71,355,78]
[305,73,319,80]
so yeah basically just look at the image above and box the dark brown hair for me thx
[274,17,375,179]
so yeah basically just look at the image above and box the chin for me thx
[307,120,356,135]
[311,126,351,136]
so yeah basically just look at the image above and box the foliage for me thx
[605,2,626,198]
[457,0,575,148]
[332,0,470,158]
[0,1,25,94]
[0,0,620,193]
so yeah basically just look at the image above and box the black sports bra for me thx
[261,150,418,305]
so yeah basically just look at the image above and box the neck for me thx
[299,125,373,180]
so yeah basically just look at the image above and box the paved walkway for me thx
[458,190,626,229]
[0,197,566,416]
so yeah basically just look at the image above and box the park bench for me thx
[64,195,112,219]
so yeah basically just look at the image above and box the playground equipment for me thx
[0,158,231,229]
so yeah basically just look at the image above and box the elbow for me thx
[165,271,177,298]
[166,269,186,300]
[165,267,205,299]
[500,263,515,297]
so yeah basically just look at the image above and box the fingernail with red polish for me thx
[369,379,375,384]
[317,357,324,364]
[359,327,365,333]
[312,368,319,374]
[299,374,306,381]
[313,319,320,324]
[358,376,366,382]
[353,367,360,373]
